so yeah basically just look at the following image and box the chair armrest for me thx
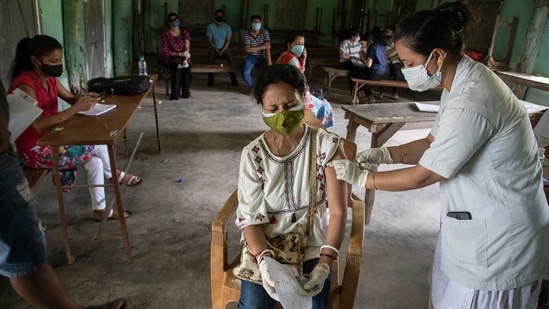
[348,193,365,256]
[339,192,365,308]
[211,189,239,271]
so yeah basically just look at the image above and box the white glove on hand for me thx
[327,160,369,187]
[298,263,330,297]
[182,51,191,58]
[257,250,279,301]
[355,147,393,168]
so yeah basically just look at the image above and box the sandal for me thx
[93,209,132,222]
[87,299,127,309]
[117,171,143,187]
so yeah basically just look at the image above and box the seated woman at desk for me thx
[276,30,334,128]
[8,35,142,221]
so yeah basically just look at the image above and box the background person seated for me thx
[206,9,238,87]
[276,30,334,128]
[162,12,192,100]
[348,26,387,103]
[242,15,272,96]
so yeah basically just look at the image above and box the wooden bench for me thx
[307,58,342,79]
[351,77,444,104]
[23,166,49,193]
[322,67,350,95]
[161,63,241,96]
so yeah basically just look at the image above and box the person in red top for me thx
[1,80,127,309]
[162,12,192,100]
[8,35,142,221]
[276,31,334,128]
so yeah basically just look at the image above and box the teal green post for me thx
[113,1,133,75]
[62,0,87,94]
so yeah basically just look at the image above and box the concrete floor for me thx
[0,69,443,309]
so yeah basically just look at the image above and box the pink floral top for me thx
[161,27,191,64]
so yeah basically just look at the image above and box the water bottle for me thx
[138,55,147,75]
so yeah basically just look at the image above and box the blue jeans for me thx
[238,258,331,309]
[242,55,268,89]
[0,152,47,277]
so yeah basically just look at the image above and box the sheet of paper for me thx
[413,102,440,113]
[7,89,43,143]
[77,103,117,116]
[518,99,547,114]
[263,257,312,309]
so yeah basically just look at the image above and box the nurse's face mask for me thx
[401,50,444,92]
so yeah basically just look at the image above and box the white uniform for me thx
[419,56,549,308]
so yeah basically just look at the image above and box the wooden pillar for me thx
[515,0,549,97]
[62,0,87,94]
[113,0,133,75]
[240,0,249,31]
[517,0,549,73]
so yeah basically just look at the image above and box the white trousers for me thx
[81,145,113,210]
[429,233,541,309]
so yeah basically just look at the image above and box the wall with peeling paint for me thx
[27,0,548,105]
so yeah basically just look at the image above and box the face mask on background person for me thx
[215,16,223,23]
[354,36,361,44]
[290,45,305,57]
[169,20,179,28]
[252,22,261,31]
[401,51,443,92]
[40,63,63,77]
[262,104,305,136]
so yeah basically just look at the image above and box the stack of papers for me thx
[77,103,116,116]
[413,102,440,113]
[7,88,43,143]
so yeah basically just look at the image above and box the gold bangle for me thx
[57,113,66,122]
[399,145,406,162]
[372,172,378,190]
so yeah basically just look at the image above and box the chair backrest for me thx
[210,137,365,309]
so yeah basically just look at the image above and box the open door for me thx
[84,0,107,78]
[390,0,416,26]
[274,0,308,29]
[0,0,38,87]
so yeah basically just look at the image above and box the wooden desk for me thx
[495,71,549,98]
[37,74,160,264]
[342,101,547,224]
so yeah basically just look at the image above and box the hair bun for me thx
[434,1,469,33]
[452,8,468,32]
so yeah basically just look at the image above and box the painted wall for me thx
[28,0,548,106]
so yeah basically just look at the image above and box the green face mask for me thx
[262,105,305,136]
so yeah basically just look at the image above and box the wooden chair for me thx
[210,139,366,309]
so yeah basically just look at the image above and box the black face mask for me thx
[40,63,63,77]
[215,16,223,23]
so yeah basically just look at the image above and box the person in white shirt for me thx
[330,1,549,308]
